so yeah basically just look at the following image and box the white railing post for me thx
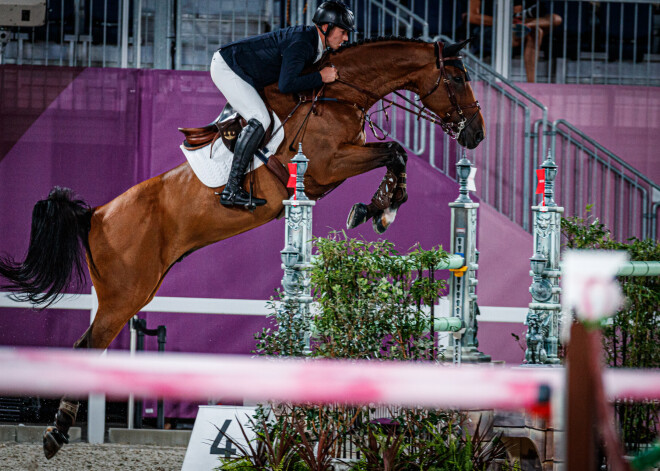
[494,0,513,79]
[87,286,105,444]
[120,0,130,68]
[127,315,138,429]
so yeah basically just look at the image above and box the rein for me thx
[279,41,481,149]
[333,41,480,140]
[283,86,368,151]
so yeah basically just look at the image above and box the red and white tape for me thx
[0,348,658,408]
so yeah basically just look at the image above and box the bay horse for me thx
[0,37,484,458]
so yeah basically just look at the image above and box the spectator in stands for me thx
[467,0,562,82]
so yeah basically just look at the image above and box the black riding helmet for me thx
[312,0,356,34]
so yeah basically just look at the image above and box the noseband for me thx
[418,41,481,139]
[333,41,480,140]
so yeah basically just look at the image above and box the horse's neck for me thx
[335,42,432,106]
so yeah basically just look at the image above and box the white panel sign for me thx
[181,405,258,471]
[0,0,47,27]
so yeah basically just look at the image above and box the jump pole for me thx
[1,348,659,406]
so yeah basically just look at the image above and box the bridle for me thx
[282,41,482,150]
[332,41,481,140]
[421,41,481,138]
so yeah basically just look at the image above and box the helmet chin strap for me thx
[317,24,332,51]
[320,23,334,37]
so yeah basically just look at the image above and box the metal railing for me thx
[421,0,660,85]
[1,0,658,84]
[0,0,278,69]
[427,36,551,234]
[173,0,277,70]
[390,36,658,242]
[545,119,660,240]
[352,0,429,39]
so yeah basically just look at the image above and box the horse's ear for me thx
[443,38,471,57]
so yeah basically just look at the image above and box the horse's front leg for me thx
[340,142,408,234]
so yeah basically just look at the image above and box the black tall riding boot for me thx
[220,118,267,208]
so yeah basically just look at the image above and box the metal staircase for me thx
[340,0,659,241]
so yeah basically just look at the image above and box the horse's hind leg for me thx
[345,142,408,233]
[42,308,121,459]
[44,289,157,459]
[43,397,78,458]
[43,325,96,458]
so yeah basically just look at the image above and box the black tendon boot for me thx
[219,118,267,209]
[43,400,78,459]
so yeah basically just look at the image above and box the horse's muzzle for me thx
[458,123,485,149]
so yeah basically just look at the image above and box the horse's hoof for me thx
[373,219,388,234]
[372,207,397,234]
[372,212,388,234]
[43,426,68,459]
[347,203,369,229]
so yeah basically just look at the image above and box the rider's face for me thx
[324,26,349,50]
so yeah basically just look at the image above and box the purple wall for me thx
[517,83,660,183]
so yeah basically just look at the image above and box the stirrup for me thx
[217,187,266,209]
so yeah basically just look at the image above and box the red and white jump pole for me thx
[1,348,659,410]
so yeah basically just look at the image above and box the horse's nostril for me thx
[475,130,484,143]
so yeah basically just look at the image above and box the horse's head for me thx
[416,39,485,149]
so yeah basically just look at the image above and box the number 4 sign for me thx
[182,406,259,470]
[210,419,237,457]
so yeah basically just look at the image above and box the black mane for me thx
[330,35,430,55]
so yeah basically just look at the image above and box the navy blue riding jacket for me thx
[219,25,324,94]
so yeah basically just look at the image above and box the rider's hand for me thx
[320,66,339,83]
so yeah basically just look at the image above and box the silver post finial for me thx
[292,143,310,201]
[541,150,558,207]
[455,151,473,204]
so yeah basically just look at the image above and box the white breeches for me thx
[210,50,271,132]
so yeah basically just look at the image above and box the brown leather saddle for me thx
[178,103,290,192]
[178,103,275,154]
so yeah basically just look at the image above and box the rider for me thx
[211,0,355,209]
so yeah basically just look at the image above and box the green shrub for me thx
[310,235,448,361]
[247,235,515,469]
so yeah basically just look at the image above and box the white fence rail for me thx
[0,292,527,323]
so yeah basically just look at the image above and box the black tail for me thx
[0,187,94,308]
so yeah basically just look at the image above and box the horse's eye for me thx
[453,76,464,84]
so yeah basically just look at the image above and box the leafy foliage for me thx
[348,410,508,471]
[228,235,516,470]
[255,296,310,358]
[310,234,448,361]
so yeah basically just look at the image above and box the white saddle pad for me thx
[180,113,285,188]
